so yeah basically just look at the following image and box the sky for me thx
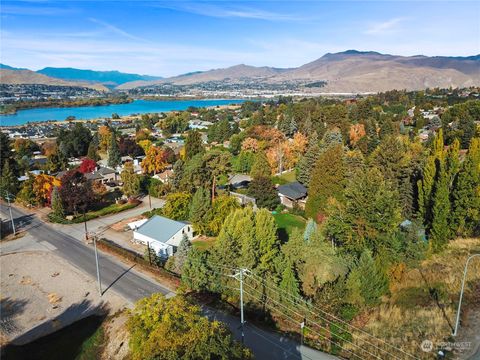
[1,0,479,77]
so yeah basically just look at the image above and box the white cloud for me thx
[153,2,307,21]
[365,17,407,35]
[88,18,147,42]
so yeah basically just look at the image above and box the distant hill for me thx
[0,64,28,71]
[36,67,162,87]
[117,64,288,89]
[119,50,480,92]
[0,69,109,91]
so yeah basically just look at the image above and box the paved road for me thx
[1,203,173,302]
[1,203,336,360]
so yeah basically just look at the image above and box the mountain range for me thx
[2,50,479,93]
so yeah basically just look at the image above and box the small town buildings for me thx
[153,169,174,183]
[130,215,194,257]
[277,182,308,209]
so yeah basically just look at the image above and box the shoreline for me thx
[0,102,244,129]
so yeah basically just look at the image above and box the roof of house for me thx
[96,166,116,175]
[228,174,252,185]
[135,215,188,244]
[278,182,307,200]
[84,172,103,181]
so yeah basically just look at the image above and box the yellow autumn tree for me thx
[141,146,167,175]
[33,174,61,206]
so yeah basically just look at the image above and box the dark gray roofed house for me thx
[277,181,308,209]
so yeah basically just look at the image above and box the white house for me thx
[131,215,194,257]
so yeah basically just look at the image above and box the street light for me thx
[452,254,480,336]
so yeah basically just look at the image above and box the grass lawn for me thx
[273,213,306,242]
[192,237,217,251]
[49,201,139,224]
[271,170,297,185]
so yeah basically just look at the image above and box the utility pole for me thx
[83,209,88,241]
[453,254,480,336]
[93,234,102,296]
[148,193,152,209]
[5,193,16,235]
[147,241,152,265]
[300,318,306,346]
[231,268,247,346]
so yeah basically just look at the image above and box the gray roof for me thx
[228,174,252,185]
[85,172,103,181]
[135,215,187,243]
[96,166,116,175]
[278,182,307,200]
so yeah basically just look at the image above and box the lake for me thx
[0,99,247,126]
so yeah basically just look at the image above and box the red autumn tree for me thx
[79,158,97,173]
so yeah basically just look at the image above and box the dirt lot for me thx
[0,250,128,346]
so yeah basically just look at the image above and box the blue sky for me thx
[1,1,479,76]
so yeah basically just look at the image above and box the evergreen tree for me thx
[279,261,301,301]
[325,167,401,255]
[50,186,65,220]
[121,161,140,198]
[248,176,279,210]
[303,218,317,242]
[250,151,271,179]
[181,248,216,292]
[429,162,451,252]
[189,187,211,234]
[108,132,121,168]
[87,142,100,161]
[16,175,36,206]
[451,137,480,236]
[297,132,319,186]
[215,208,253,269]
[173,234,191,274]
[0,161,19,198]
[185,130,204,160]
[171,159,184,191]
[254,209,280,273]
[305,144,345,220]
[346,250,389,307]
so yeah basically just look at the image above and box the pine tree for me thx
[51,187,65,220]
[250,151,271,179]
[0,160,19,198]
[303,218,317,242]
[185,130,204,160]
[189,187,211,234]
[430,163,451,252]
[108,132,121,168]
[297,132,319,186]
[279,261,300,301]
[87,142,100,161]
[451,137,480,236]
[254,209,280,274]
[173,234,191,274]
[171,160,184,191]
[347,250,389,307]
[121,161,140,198]
[305,144,345,220]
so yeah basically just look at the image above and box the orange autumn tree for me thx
[33,174,61,206]
[349,123,366,146]
[141,146,168,175]
[241,137,259,153]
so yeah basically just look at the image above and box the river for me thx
[0,99,247,126]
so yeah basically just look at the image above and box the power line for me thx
[247,271,418,360]
[239,285,364,360]
[241,280,377,360]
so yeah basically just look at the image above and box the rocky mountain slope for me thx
[0,69,109,91]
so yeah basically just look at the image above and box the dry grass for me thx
[345,238,480,359]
